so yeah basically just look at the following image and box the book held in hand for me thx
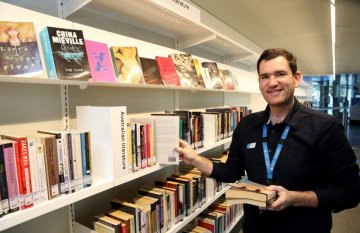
[0,21,43,77]
[40,26,90,80]
[225,178,277,207]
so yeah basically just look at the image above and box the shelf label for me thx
[150,0,200,24]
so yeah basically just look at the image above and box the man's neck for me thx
[269,98,295,124]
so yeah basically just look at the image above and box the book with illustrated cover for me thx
[0,21,42,77]
[85,39,116,83]
[225,178,277,207]
[139,57,163,85]
[110,46,144,84]
[169,53,202,88]
[155,56,181,86]
[201,62,224,89]
[219,69,236,90]
[192,58,206,88]
[40,26,90,80]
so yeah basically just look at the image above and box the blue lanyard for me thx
[262,123,290,180]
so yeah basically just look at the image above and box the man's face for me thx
[258,56,301,107]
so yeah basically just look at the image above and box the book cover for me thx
[169,53,202,88]
[192,58,206,88]
[40,26,90,80]
[110,46,144,84]
[85,39,116,83]
[219,69,236,90]
[76,106,129,179]
[225,179,277,207]
[201,62,224,89]
[0,21,43,77]
[139,57,163,85]
[155,56,181,86]
[149,114,179,164]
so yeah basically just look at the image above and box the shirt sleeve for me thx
[209,123,245,182]
[314,118,360,212]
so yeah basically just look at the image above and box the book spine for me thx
[55,136,66,195]
[3,143,20,212]
[0,145,10,214]
[66,133,75,193]
[36,143,49,203]
[60,133,70,194]
[84,132,92,187]
[40,27,57,79]
[27,138,40,205]
[44,137,60,199]
[73,133,84,191]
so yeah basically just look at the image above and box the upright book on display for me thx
[76,106,129,180]
[85,39,116,83]
[0,21,43,77]
[110,46,144,84]
[40,26,90,80]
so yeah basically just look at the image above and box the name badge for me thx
[246,142,256,149]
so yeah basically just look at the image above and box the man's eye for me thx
[260,75,268,80]
[276,72,287,77]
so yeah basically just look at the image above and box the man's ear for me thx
[294,71,302,88]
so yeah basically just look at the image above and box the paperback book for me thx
[201,62,224,89]
[0,21,43,77]
[110,46,145,84]
[169,53,203,88]
[155,56,181,86]
[140,57,163,85]
[85,39,116,83]
[40,26,90,80]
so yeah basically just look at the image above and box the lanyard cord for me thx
[262,123,290,180]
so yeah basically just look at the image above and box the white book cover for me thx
[150,115,179,164]
[27,138,40,205]
[35,142,49,203]
[76,106,129,180]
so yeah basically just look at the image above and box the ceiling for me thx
[190,0,360,76]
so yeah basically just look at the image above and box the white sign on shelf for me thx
[150,0,201,24]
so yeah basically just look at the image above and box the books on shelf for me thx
[85,39,116,83]
[0,21,43,77]
[155,56,181,86]
[140,57,163,85]
[39,26,91,80]
[219,69,236,91]
[110,46,145,84]
[225,179,277,207]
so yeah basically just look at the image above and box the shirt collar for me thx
[255,97,302,129]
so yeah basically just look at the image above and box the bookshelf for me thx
[0,1,310,233]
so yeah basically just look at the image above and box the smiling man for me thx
[176,48,360,233]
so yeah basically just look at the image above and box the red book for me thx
[1,134,33,209]
[155,56,181,86]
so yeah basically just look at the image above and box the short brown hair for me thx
[257,48,297,75]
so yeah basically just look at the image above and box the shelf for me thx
[0,176,113,232]
[196,137,232,154]
[63,0,262,70]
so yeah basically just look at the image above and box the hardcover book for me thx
[0,21,43,77]
[85,39,116,83]
[169,53,203,88]
[110,46,144,84]
[219,69,236,90]
[155,56,181,86]
[40,26,90,80]
[201,62,224,89]
[139,57,163,85]
[225,179,277,207]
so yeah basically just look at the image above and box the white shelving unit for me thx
[0,1,278,232]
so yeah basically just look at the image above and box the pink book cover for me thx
[2,142,20,212]
[85,39,116,83]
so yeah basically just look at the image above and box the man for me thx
[175,48,360,233]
